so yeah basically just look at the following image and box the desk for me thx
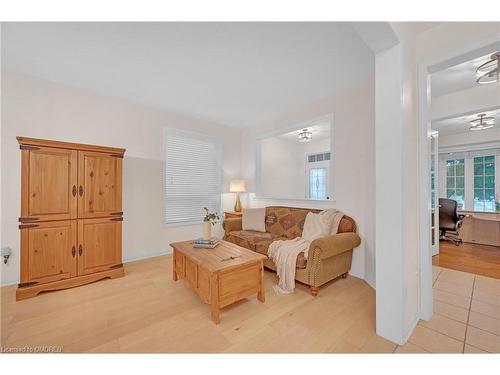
[458,211,500,247]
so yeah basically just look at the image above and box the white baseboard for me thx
[123,248,173,264]
[0,279,19,287]
[404,315,420,344]
[365,278,375,290]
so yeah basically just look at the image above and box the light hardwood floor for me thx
[1,255,499,353]
[433,241,500,279]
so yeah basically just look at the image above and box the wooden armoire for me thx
[16,137,125,300]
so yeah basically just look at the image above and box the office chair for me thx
[438,198,465,246]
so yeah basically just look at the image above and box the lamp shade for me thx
[229,179,246,193]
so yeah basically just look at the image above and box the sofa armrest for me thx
[222,218,242,235]
[309,232,361,260]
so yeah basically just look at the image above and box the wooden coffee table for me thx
[170,240,266,324]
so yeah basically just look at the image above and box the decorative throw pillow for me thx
[242,208,266,232]
[302,212,330,242]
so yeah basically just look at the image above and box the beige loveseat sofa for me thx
[222,206,361,296]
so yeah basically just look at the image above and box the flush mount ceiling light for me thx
[298,128,312,142]
[469,113,495,131]
[476,52,500,84]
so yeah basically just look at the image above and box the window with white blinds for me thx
[164,128,222,224]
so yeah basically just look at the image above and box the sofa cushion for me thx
[225,230,282,252]
[227,230,307,269]
[242,208,266,232]
[265,206,322,239]
[264,206,356,238]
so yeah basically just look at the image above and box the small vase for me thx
[202,221,212,240]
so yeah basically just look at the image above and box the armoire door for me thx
[78,151,123,218]
[20,146,78,222]
[78,217,122,275]
[19,220,77,285]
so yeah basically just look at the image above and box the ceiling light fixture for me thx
[469,113,495,131]
[298,128,313,142]
[476,52,500,84]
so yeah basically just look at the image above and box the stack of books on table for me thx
[193,237,220,249]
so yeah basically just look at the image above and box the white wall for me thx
[374,23,422,344]
[439,128,500,149]
[260,137,305,199]
[241,78,376,285]
[303,138,330,155]
[375,43,405,344]
[259,137,331,199]
[431,84,500,121]
[0,72,242,286]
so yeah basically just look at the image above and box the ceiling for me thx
[432,107,500,136]
[276,121,331,143]
[431,52,498,97]
[1,22,374,128]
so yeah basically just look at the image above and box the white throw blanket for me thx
[267,209,344,294]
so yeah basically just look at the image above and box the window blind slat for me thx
[164,128,222,224]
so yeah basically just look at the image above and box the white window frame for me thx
[163,127,223,226]
[444,157,465,210]
[473,155,496,212]
[439,148,500,212]
[305,153,330,200]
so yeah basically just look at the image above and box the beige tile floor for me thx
[394,266,500,353]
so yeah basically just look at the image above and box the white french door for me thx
[430,132,439,256]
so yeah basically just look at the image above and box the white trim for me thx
[122,248,172,264]
[0,279,19,287]
[439,142,500,154]
[430,132,439,256]
[418,62,433,321]
[252,196,335,204]
[404,315,420,343]
[440,150,498,212]
[162,220,208,228]
[465,157,474,211]
[306,160,330,199]
[497,154,500,204]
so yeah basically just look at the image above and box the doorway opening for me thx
[419,42,500,324]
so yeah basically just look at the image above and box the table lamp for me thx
[229,180,246,212]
